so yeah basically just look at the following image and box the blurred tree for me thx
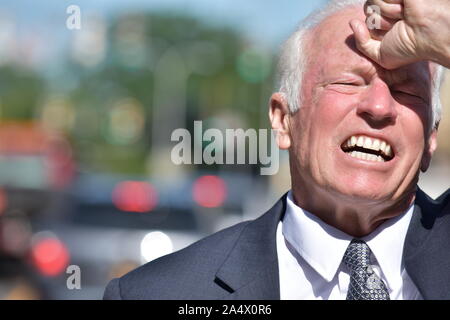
[0,67,45,120]
[64,12,276,175]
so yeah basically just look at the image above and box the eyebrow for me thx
[353,63,431,96]
[346,63,378,80]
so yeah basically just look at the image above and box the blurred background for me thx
[0,0,448,299]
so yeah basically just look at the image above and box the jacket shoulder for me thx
[103,219,251,300]
[436,188,450,211]
[417,188,450,225]
[434,188,450,224]
[404,188,450,299]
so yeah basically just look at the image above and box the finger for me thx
[349,19,382,63]
[369,28,388,41]
[366,0,404,20]
[363,0,403,17]
[365,12,398,31]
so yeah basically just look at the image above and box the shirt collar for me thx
[282,191,352,282]
[282,190,414,285]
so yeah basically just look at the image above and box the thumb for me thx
[349,19,382,64]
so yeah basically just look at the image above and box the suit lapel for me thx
[404,188,450,299]
[214,195,287,299]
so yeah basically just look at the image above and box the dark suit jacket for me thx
[103,188,450,300]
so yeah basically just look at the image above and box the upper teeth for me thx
[344,135,393,157]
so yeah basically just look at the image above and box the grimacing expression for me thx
[287,8,437,203]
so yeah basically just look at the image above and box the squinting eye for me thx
[392,90,425,102]
[333,82,360,86]
[326,82,364,94]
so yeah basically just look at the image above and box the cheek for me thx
[399,105,429,151]
[293,92,356,164]
[400,127,426,162]
[399,98,431,128]
[313,91,358,132]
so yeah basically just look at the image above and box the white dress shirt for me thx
[276,190,422,300]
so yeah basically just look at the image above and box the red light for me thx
[31,238,70,277]
[192,175,227,208]
[112,181,158,213]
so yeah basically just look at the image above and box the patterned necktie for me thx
[343,239,390,300]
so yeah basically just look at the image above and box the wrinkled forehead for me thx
[305,6,432,87]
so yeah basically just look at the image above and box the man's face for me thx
[286,8,437,203]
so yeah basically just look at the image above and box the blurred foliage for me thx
[67,13,274,174]
[0,66,45,119]
[0,12,276,175]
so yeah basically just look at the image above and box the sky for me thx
[0,0,326,47]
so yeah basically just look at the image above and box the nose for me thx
[357,79,398,126]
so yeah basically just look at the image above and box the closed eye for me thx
[391,90,427,103]
[326,81,365,94]
[332,82,361,86]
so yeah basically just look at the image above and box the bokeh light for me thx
[31,237,70,277]
[39,96,75,133]
[71,13,106,67]
[112,181,158,213]
[192,175,227,208]
[104,98,146,145]
[140,231,173,263]
[114,15,148,69]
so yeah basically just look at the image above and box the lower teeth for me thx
[348,151,384,162]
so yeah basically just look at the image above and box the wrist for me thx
[430,45,450,69]
[415,36,450,69]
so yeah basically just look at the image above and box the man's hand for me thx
[350,0,450,69]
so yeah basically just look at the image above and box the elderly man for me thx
[104,0,449,300]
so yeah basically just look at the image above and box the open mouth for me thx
[341,135,394,162]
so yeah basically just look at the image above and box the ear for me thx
[420,129,438,172]
[269,92,291,150]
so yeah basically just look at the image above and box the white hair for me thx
[277,0,445,129]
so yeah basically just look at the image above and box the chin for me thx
[333,179,393,203]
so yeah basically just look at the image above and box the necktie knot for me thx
[343,239,371,271]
